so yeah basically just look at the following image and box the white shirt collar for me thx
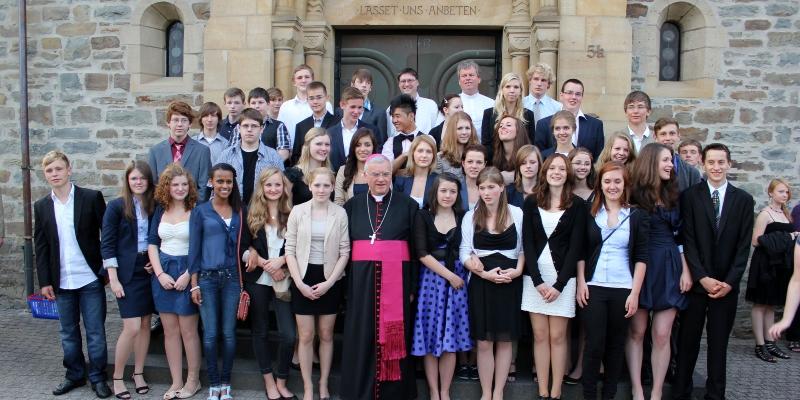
[628,125,651,138]
[51,183,75,204]
[707,179,728,195]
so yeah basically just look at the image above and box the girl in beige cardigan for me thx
[285,167,350,400]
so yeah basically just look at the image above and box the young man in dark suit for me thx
[34,150,111,398]
[328,87,381,172]
[348,68,387,140]
[534,78,605,159]
[291,81,340,165]
[148,101,211,201]
[673,143,755,400]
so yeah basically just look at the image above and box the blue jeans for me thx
[198,269,239,386]
[55,279,108,384]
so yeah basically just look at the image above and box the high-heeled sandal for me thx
[755,345,776,363]
[131,372,150,394]
[765,341,791,359]
[220,385,233,400]
[112,378,131,400]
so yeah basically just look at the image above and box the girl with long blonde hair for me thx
[480,73,536,160]
[244,168,298,400]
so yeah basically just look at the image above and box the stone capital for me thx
[533,18,560,52]
[505,23,531,57]
[302,24,330,55]
[273,38,297,51]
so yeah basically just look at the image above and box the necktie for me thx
[712,190,720,227]
[173,142,184,163]
[533,100,541,124]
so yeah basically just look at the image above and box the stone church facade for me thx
[0,0,797,296]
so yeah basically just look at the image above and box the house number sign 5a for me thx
[586,45,605,58]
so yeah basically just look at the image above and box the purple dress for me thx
[411,210,473,356]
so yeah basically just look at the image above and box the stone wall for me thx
[0,0,210,299]
[629,0,799,337]
[628,0,800,204]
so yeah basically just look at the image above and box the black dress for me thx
[746,221,794,305]
[468,224,523,342]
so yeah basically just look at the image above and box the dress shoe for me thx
[53,379,86,396]
[92,381,113,398]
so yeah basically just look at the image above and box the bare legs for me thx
[530,313,569,399]
[296,313,337,400]
[751,304,775,345]
[160,313,201,398]
[476,340,513,400]
[626,309,676,400]
[112,315,151,395]
[423,353,457,400]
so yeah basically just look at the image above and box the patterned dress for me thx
[411,210,472,356]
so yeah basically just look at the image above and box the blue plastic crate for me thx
[27,294,59,320]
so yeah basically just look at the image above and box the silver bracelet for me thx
[190,286,200,292]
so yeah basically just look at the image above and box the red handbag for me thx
[235,209,250,321]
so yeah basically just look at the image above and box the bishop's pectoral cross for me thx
[370,233,376,245]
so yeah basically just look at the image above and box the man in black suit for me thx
[673,143,755,400]
[348,68,387,140]
[34,151,111,398]
[534,78,605,159]
[291,81,340,165]
[328,87,381,172]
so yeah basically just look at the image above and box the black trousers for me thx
[672,290,738,400]
[245,282,275,375]
[580,286,631,400]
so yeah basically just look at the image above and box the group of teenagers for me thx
[33,59,800,400]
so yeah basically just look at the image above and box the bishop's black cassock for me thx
[341,189,419,400]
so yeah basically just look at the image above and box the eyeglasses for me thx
[240,123,261,130]
[170,117,190,124]
[399,79,417,84]
[367,172,391,178]
[562,90,583,97]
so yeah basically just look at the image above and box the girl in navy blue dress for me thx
[102,161,156,399]
[627,143,692,400]
[148,164,202,400]
[411,173,472,400]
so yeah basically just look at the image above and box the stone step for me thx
[114,329,705,399]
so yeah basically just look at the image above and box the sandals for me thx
[131,372,150,395]
[112,378,131,400]
[755,345,776,363]
[765,341,791,359]
[176,381,202,399]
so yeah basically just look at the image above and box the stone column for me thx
[533,15,560,97]
[506,0,531,78]
[272,16,301,96]
[506,27,531,78]
[303,25,330,80]
[273,38,296,95]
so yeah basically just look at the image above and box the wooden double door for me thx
[334,31,501,108]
